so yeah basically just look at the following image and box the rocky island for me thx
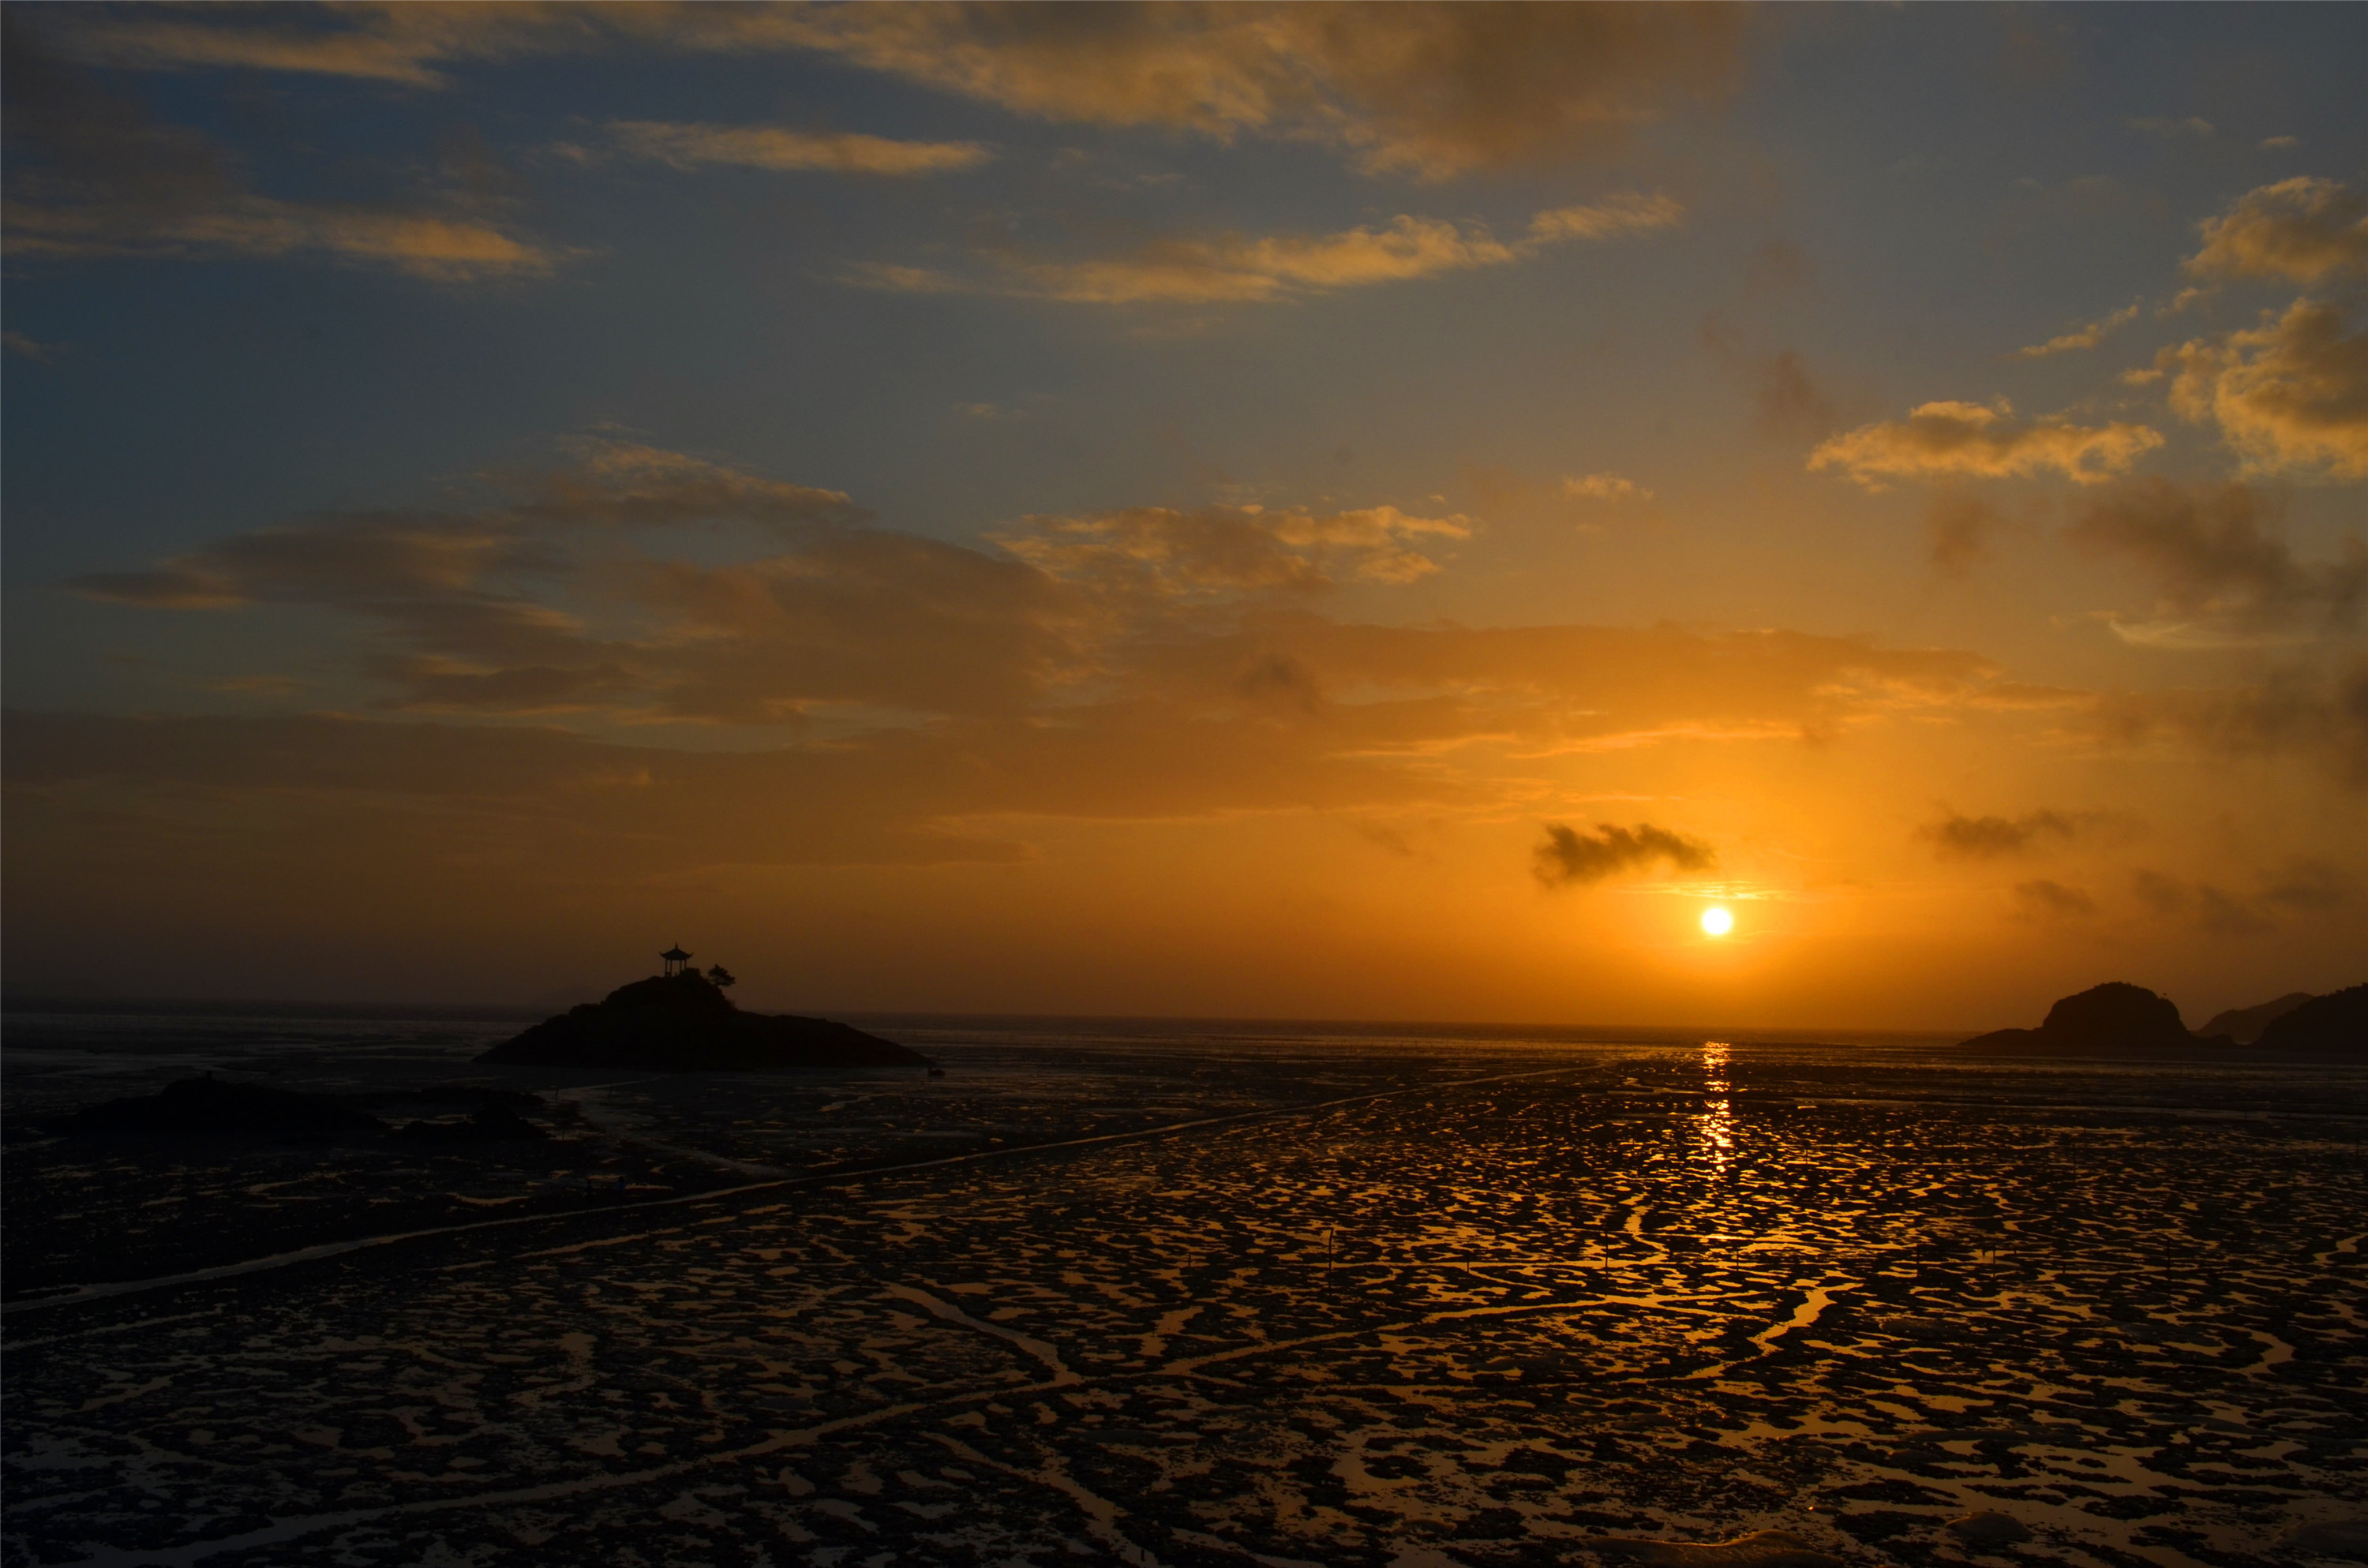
[1959,979,2364,1058]
[478,952,927,1072]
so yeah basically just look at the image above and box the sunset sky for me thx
[6,2,2364,1027]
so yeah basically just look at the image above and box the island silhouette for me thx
[478,951,927,1072]
[1960,980,2364,1057]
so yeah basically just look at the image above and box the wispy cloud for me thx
[995,503,1473,594]
[2,330,62,361]
[35,3,1745,180]
[694,6,1747,181]
[605,121,993,177]
[1,21,552,279]
[2126,114,2213,139]
[1562,473,1654,503]
[852,195,1680,305]
[2013,299,2141,358]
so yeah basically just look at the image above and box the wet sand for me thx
[3,1020,2363,1566]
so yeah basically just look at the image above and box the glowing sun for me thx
[1700,907,1734,937]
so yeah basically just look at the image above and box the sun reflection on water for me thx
[1696,1041,1734,1176]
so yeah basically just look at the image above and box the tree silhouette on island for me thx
[478,951,927,1072]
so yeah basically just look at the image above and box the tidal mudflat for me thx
[3,1016,2363,1567]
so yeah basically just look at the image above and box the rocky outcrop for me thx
[2252,983,2366,1057]
[39,1075,386,1143]
[477,969,927,1072]
[1958,982,2213,1056]
[2198,991,2314,1044]
[393,1103,549,1144]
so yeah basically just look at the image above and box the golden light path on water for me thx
[1697,1040,1735,1177]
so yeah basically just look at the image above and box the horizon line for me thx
[0,989,1977,1039]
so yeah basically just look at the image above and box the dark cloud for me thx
[2127,866,2348,936]
[995,503,1471,595]
[2089,660,2368,788]
[61,440,2044,753]
[2256,857,2362,912]
[2131,868,2188,915]
[2012,879,2096,919]
[2130,870,2269,934]
[1749,350,1843,443]
[62,444,966,720]
[2,329,62,361]
[1920,809,2108,859]
[1701,317,1841,443]
[1927,494,2001,574]
[0,13,549,278]
[2068,478,2366,643]
[2197,886,2276,935]
[1533,822,1715,889]
[362,658,636,715]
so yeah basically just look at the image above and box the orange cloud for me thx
[701,4,1746,181]
[2185,177,2368,285]
[3,200,552,279]
[1561,473,1654,503]
[854,196,1680,305]
[1808,401,2163,489]
[605,121,993,177]
[2159,300,2368,479]
[1523,193,1686,241]
[39,4,1745,179]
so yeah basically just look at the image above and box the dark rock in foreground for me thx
[478,970,927,1072]
[2198,990,2314,1045]
[1959,981,2205,1056]
[41,1075,386,1143]
[394,1103,549,1144]
[2254,983,2367,1055]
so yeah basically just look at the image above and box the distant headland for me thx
[1959,980,2365,1058]
[477,948,929,1072]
